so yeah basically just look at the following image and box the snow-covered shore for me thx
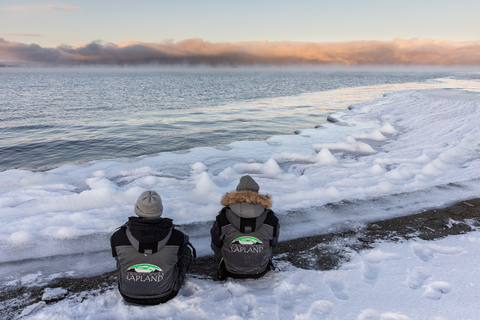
[2,77,480,319]
[2,81,480,282]
[3,198,480,319]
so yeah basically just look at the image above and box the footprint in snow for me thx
[406,267,431,289]
[295,300,334,320]
[275,281,297,310]
[363,261,381,284]
[423,281,452,300]
[412,242,465,262]
[361,249,401,284]
[357,309,410,320]
[412,243,434,261]
[325,272,349,300]
[233,294,256,318]
[307,300,334,320]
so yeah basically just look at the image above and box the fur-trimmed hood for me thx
[221,190,272,209]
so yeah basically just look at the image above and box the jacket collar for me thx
[127,216,173,243]
[221,190,272,209]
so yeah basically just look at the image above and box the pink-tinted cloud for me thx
[45,4,78,11]
[0,38,62,63]
[1,38,480,65]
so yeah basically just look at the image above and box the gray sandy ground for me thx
[2,199,480,319]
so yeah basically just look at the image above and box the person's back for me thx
[211,175,280,279]
[111,191,195,305]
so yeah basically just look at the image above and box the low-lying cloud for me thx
[1,38,480,66]
[45,4,78,11]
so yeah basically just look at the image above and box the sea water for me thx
[0,66,460,171]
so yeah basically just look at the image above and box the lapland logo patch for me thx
[231,236,264,253]
[126,263,164,282]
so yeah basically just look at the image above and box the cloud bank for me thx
[45,4,78,11]
[1,38,480,66]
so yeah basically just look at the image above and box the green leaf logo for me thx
[127,263,162,273]
[232,236,262,245]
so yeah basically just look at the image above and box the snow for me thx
[2,76,480,318]
[18,231,480,319]
[41,288,68,301]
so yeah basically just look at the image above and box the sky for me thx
[0,0,480,65]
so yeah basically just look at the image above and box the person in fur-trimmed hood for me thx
[210,175,280,280]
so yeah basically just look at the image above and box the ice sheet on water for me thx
[1,80,480,281]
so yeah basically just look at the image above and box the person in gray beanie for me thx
[110,190,195,305]
[134,190,164,219]
[210,175,280,280]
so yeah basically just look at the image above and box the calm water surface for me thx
[0,67,457,171]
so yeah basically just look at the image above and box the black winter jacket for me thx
[111,217,194,305]
[211,190,279,279]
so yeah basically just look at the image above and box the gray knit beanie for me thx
[134,191,163,219]
[236,175,260,193]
